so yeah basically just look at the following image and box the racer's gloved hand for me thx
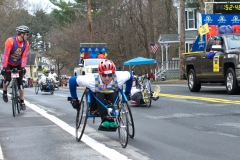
[124,92,131,101]
[21,68,26,75]
[1,68,6,75]
[70,98,80,110]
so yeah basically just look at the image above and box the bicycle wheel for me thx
[11,81,18,117]
[35,81,39,94]
[120,101,135,138]
[118,107,128,148]
[76,89,89,142]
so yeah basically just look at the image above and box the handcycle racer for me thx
[69,59,133,129]
[130,75,160,105]
[38,68,58,91]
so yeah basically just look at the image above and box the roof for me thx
[158,30,198,44]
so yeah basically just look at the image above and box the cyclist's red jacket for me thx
[1,36,29,68]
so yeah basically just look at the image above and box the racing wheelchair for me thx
[35,78,55,94]
[69,87,135,148]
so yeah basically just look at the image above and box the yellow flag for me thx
[201,23,210,35]
[198,27,203,36]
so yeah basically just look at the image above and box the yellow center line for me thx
[159,93,240,104]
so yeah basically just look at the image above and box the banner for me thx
[202,14,240,25]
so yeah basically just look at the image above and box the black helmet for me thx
[16,25,29,33]
[50,68,54,71]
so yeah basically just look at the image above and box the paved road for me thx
[1,84,240,160]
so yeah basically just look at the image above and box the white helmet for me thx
[16,25,29,33]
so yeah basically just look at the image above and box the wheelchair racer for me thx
[69,59,133,129]
[38,68,58,91]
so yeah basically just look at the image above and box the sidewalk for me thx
[151,79,188,84]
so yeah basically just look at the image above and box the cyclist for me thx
[49,68,57,80]
[49,68,59,88]
[69,59,133,129]
[38,68,58,90]
[1,25,30,110]
[130,76,145,104]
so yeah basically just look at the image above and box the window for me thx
[185,43,193,52]
[185,10,197,29]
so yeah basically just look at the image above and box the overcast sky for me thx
[27,0,75,13]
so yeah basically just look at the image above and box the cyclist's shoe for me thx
[20,103,26,110]
[101,121,110,129]
[3,93,8,103]
[109,122,118,128]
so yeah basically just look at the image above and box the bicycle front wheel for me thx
[76,89,89,141]
[12,81,18,117]
[118,107,128,148]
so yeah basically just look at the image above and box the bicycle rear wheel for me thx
[118,107,128,148]
[11,81,18,117]
[120,101,135,138]
[76,89,89,141]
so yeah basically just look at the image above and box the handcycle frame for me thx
[6,68,21,117]
[35,78,54,94]
[135,74,153,108]
[75,87,135,148]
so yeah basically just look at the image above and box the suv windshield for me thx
[85,59,103,66]
[226,35,240,49]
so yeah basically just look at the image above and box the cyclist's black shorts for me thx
[4,64,23,90]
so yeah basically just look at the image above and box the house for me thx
[25,51,38,81]
[156,0,200,79]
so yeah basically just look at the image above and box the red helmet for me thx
[98,59,116,74]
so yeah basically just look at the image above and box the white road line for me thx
[0,143,3,160]
[24,101,131,160]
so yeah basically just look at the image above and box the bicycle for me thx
[7,68,21,117]
[35,78,54,94]
[70,87,135,148]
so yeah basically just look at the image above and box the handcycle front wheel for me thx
[118,107,129,148]
[120,101,135,138]
[76,89,89,141]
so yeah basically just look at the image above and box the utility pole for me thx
[179,0,185,79]
[87,0,93,43]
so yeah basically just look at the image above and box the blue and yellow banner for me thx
[202,14,240,25]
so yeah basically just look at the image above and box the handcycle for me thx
[70,87,135,148]
[6,68,22,117]
[131,65,160,108]
[35,78,55,94]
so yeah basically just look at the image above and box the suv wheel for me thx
[226,68,238,95]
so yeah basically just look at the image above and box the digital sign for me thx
[214,3,240,14]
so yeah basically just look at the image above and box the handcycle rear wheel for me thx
[118,107,128,148]
[120,101,135,138]
[35,81,39,94]
[76,89,89,141]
